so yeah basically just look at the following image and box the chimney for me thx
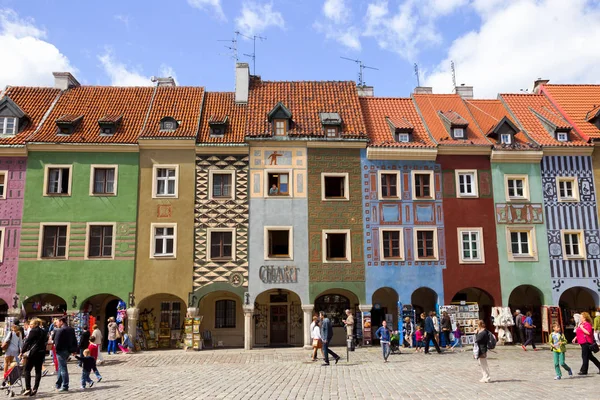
[235,62,250,104]
[53,72,80,90]
[533,78,549,94]
[152,77,176,87]
[455,84,473,99]
[357,85,374,97]
[414,86,433,95]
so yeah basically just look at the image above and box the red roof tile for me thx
[500,93,589,147]
[98,114,123,124]
[541,84,600,140]
[359,97,435,148]
[246,80,366,138]
[197,92,247,144]
[0,87,61,145]
[439,110,468,126]
[530,106,571,130]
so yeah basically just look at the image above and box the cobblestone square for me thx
[14,345,599,399]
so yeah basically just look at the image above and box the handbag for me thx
[591,342,599,353]
[1,332,12,351]
[312,339,322,349]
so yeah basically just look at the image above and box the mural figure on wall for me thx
[268,151,283,165]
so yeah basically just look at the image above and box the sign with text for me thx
[259,265,299,284]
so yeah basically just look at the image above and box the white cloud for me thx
[315,0,360,50]
[0,9,76,89]
[323,0,351,24]
[159,64,178,85]
[98,50,178,86]
[424,0,600,97]
[235,1,284,35]
[187,0,226,20]
[114,14,130,27]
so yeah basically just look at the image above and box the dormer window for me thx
[160,117,178,132]
[98,115,122,136]
[453,128,464,139]
[56,114,83,136]
[386,116,413,143]
[268,102,292,136]
[556,131,569,142]
[320,112,342,138]
[0,117,17,136]
[531,106,572,144]
[0,96,28,136]
[439,110,468,140]
[500,133,512,144]
[274,119,286,136]
[486,116,519,146]
[325,126,338,137]
[209,115,229,138]
[396,132,410,143]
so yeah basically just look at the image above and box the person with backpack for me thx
[522,311,537,351]
[474,320,495,383]
[514,309,525,345]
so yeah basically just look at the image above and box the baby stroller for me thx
[390,331,401,354]
[2,361,23,397]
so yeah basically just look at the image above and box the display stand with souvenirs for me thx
[183,317,203,350]
[137,309,157,350]
[439,303,479,346]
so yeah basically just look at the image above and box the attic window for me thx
[209,116,229,137]
[56,115,83,135]
[387,117,413,143]
[268,102,292,136]
[453,128,464,139]
[500,133,512,144]
[160,117,178,131]
[320,112,342,137]
[0,117,17,136]
[395,132,410,143]
[556,131,569,142]
[0,96,28,136]
[100,126,114,136]
[98,115,122,136]
[274,119,287,136]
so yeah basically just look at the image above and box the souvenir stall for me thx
[183,317,203,351]
[24,296,67,326]
[541,306,563,343]
[399,303,416,347]
[137,308,157,350]
[439,303,480,347]
[491,307,514,344]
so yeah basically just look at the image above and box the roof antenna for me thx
[218,31,240,63]
[414,63,421,87]
[451,60,457,92]
[340,57,379,86]
[240,32,267,75]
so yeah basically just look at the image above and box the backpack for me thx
[487,330,497,350]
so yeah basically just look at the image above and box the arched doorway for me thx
[371,287,399,342]
[197,291,244,348]
[509,285,543,342]
[24,294,67,326]
[254,289,303,347]
[411,287,438,323]
[313,288,360,346]
[559,287,599,331]
[138,293,186,349]
[451,287,494,328]
[80,293,123,348]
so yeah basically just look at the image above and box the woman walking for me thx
[2,324,23,375]
[522,311,537,351]
[21,318,48,396]
[441,311,452,349]
[91,324,104,364]
[475,320,491,383]
[572,311,600,375]
[311,319,322,361]
[403,317,414,348]
[107,317,119,355]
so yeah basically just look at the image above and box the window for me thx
[457,228,484,264]
[506,226,537,261]
[209,170,235,200]
[267,172,289,196]
[505,175,529,201]
[160,117,178,131]
[500,133,512,144]
[557,131,568,142]
[323,229,351,263]
[455,170,478,198]
[557,177,579,202]
[210,125,225,137]
[265,227,293,260]
[153,165,178,198]
[151,224,176,258]
[314,294,350,327]
[274,119,286,136]
[86,224,114,259]
[395,132,410,143]
[44,165,72,196]
[412,171,434,200]
[453,128,464,139]
[562,230,585,259]
[321,173,349,201]
[414,229,438,260]
[0,117,16,136]
[208,229,235,261]
[379,171,399,199]
[99,126,115,136]
[326,126,338,137]
[160,301,182,330]
[0,171,6,199]
[90,166,117,195]
[380,229,403,260]
[215,300,236,328]
[40,224,68,259]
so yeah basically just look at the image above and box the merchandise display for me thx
[491,307,514,344]
[440,303,479,345]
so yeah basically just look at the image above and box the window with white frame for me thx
[557,131,569,142]
[325,126,338,138]
[396,132,410,143]
[414,229,437,260]
[323,229,351,263]
[264,227,293,260]
[209,170,235,200]
[274,119,286,136]
[453,128,464,139]
[90,166,117,195]
[153,165,178,198]
[562,230,585,259]
[44,165,72,196]
[557,177,579,202]
[0,227,5,262]
[0,117,17,136]
[505,175,528,201]
[321,173,349,200]
[0,171,6,199]
[151,224,176,258]
[87,224,114,259]
[456,170,478,198]
[40,224,68,259]
[380,229,403,260]
[457,228,484,263]
[506,226,537,261]
[208,228,235,261]
[412,171,434,200]
[379,171,399,199]
[500,133,512,144]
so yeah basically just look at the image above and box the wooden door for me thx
[270,305,288,345]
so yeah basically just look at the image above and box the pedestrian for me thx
[311,319,322,361]
[49,318,59,374]
[522,311,537,351]
[20,318,48,396]
[23,320,31,338]
[75,348,102,389]
[91,324,104,364]
[375,320,392,362]
[78,325,90,367]
[415,326,424,352]
[107,317,119,355]
[593,308,600,345]
[403,317,414,348]
[514,309,525,345]
[424,311,442,354]
[54,316,78,392]
[2,324,23,376]
[452,322,464,352]
[549,322,572,380]
[319,311,340,366]
[343,309,354,345]
[441,311,452,349]
[118,332,134,354]
[432,312,440,343]
[474,320,491,383]
[572,311,600,375]
[13,319,25,338]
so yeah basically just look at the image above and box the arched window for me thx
[215,299,236,328]
[314,294,350,327]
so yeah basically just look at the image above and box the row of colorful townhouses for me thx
[1,64,600,349]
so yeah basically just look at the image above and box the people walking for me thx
[343,309,354,346]
[54,316,78,392]
[311,319,322,361]
[522,311,537,351]
[78,326,90,367]
[319,311,340,366]
[91,324,104,364]
[432,312,440,343]
[549,323,572,380]
[107,317,119,355]
[75,349,102,389]
[474,320,491,383]
[452,322,464,352]
[593,309,600,345]
[415,326,424,352]
[2,324,23,375]
[514,309,525,345]
[441,311,452,349]
[572,311,600,375]
[424,311,442,354]
[403,317,414,348]
[375,320,392,362]
[20,318,48,396]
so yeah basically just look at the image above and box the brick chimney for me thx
[357,85,374,97]
[53,72,80,90]
[533,78,549,94]
[152,77,176,87]
[455,84,473,99]
[414,87,433,94]
[235,63,250,104]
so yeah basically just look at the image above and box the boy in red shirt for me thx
[87,336,99,360]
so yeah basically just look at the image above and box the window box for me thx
[209,169,236,200]
[504,174,529,202]
[378,171,400,200]
[556,177,579,202]
[85,223,116,260]
[561,230,586,260]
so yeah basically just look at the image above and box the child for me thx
[549,323,572,380]
[415,326,424,352]
[75,349,102,389]
[452,322,464,352]
[118,332,134,354]
[88,336,99,360]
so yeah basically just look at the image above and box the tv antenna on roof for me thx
[340,57,379,86]
[240,31,267,75]
[217,31,240,62]
[414,63,421,87]
[451,60,457,92]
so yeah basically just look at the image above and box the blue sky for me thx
[1,0,600,98]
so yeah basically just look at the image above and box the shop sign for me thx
[259,265,299,284]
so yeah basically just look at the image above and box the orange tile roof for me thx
[28,86,154,144]
[412,94,491,146]
[531,106,571,130]
[140,86,205,139]
[439,110,468,126]
[246,80,366,138]
[387,115,414,130]
[0,87,61,145]
[541,84,600,140]
[197,92,247,144]
[359,97,435,148]
[500,93,589,147]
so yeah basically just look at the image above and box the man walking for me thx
[343,309,354,346]
[522,311,537,351]
[319,311,340,366]
[514,309,525,345]
[424,311,442,354]
[54,317,78,392]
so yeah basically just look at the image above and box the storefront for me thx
[23,294,67,326]
[559,286,598,342]
[508,285,544,342]
[137,293,185,349]
[254,289,303,347]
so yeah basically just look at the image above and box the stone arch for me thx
[411,286,439,320]
[451,287,495,327]
[559,286,599,324]
[254,288,304,347]
[371,287,399,330]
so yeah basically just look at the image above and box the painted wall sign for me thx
[259,265,299,284]
[495,203,544,224]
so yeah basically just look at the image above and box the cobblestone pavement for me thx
[8,344,600,399]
